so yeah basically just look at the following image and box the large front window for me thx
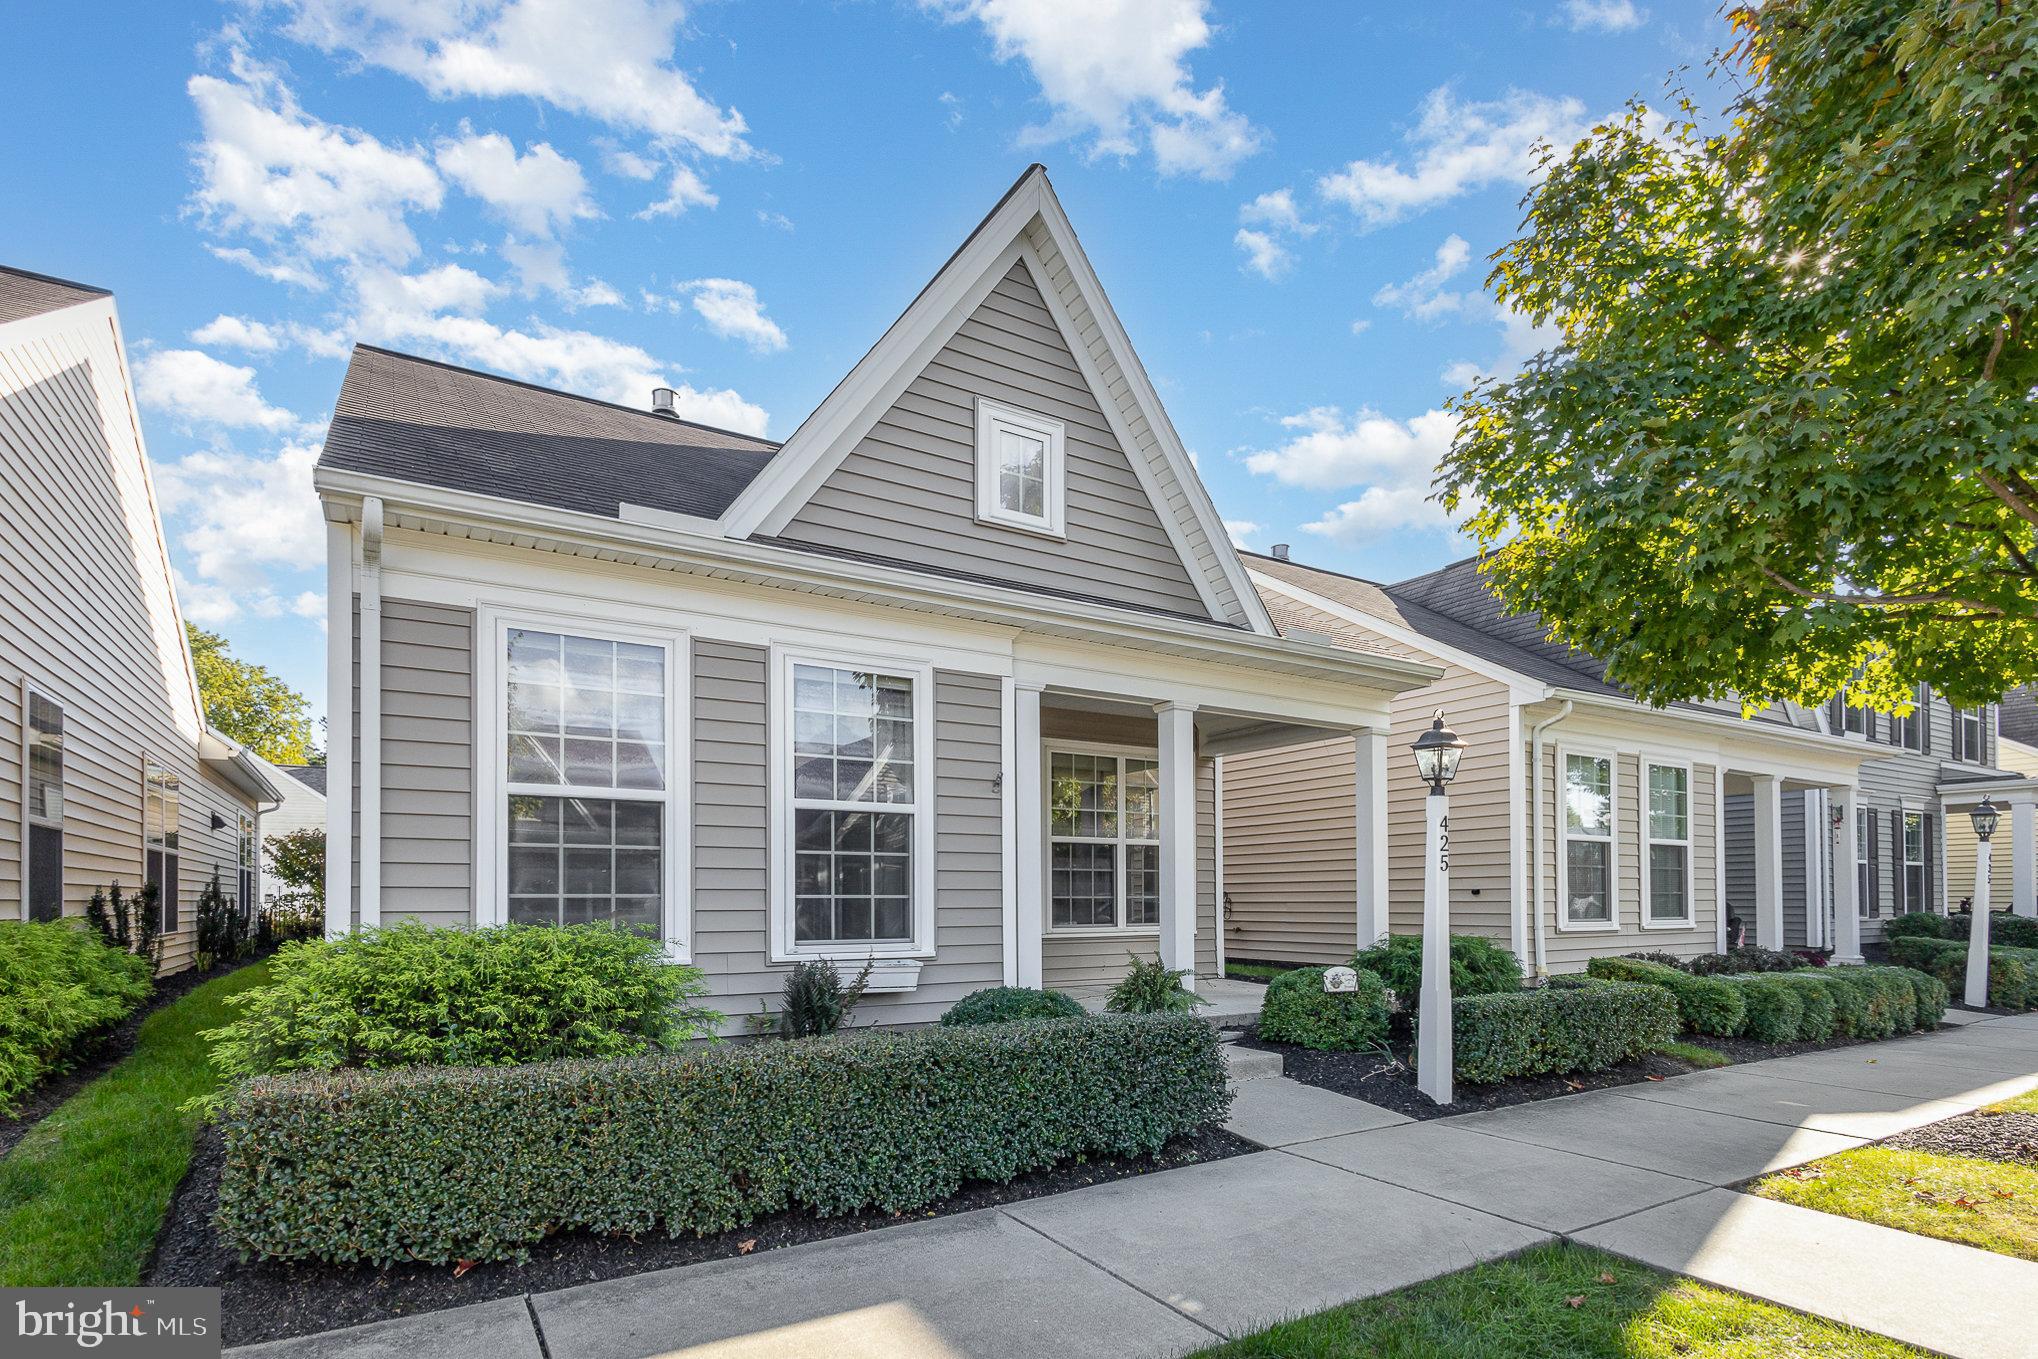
[1049,749,1160,930]
[1643,763,1690,926]
[503,627,668,934]
[1562,752,1614,926]
[25,689,63,923]
[790,663,917,944]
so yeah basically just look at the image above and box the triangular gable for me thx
[719,166,1274,634]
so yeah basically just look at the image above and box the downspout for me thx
[1527,699,1574,980]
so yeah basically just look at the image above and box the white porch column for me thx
[1354,728,1390,949]
[1751,773,1783,950]
[1013,684,1045,988]
[357,496,383,929]
[2013,801,2036,919]
[1157,701,1199,991]
[323,520,353,938]
[1832,789,1862,964]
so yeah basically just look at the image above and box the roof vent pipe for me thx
[650,387,679,418]
[1270,543,1290,561]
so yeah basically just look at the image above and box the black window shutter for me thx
[1921,688,1931,755]
[1866,811,1880,916]
[1890,811,1904,913]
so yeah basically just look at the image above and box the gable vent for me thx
[650,387,679,418]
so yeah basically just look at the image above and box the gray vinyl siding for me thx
[689,640,1005,1029]
[1847,691,1987,941]
[780,258,1212,619]
[379,601,473,926]
[1721,791,1821,945]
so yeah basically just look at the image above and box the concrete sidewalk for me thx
[230,1016,2038,1359]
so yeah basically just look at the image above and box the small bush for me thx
[1586,956,1745,1036]
[1620,950,1689,970]
[0,921,153,1113]
[1106,954,1206,1014]
[1940,912,2038,952]
[203,922,719,1085]
[216,1012,1230,1265]
[1790,971,1865,1038]
[1887,935,2038,1010]
[1724,975,1805,1043]
[1822,965,1945,1037]
[194,872,251,971]
[1352,933,1523,1002]
[940,986,1086,1026]
[778,959,870,1037]
[1880,912,1949,943]
[1767,974,1837,1042]
[1452,980,1678,1084]
[1258,967,1390,1051]
[1688,947,1799,976]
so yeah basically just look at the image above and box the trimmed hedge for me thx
[217,1012,1229,1265]
[1452,980,1678,1084]
[940,986,1086,1026]
[1724,975,1806,1043]
[1688,947,1800,976]
[1353,933,1523,1002]
[1258,966,1389,1051]
[1888,911,2038,951]
[1768,974,1837,1042]
[1585,956,1745,1036]
[1790,971,1866,1038]
[1888,935,2038,1010]
[0,921,153,1114]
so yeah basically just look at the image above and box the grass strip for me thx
[1751,1144,2038,1262]
[1655,1040,1731,1069]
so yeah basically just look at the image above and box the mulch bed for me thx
[1883,1109,2038,1167]
[149,1122,1256,1348]
[0,950,274,1158]
[1235,1020,1896,1122]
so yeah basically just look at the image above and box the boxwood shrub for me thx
[940,986,1086,1026]
[1723,975,1805,1043]
[1585,956,1744,1036]
[1257,966,1389,1051]
[0,921,153,1113]
[216,1012,1229,1265]
[1766,974,1837,1042]
[1452,980,1678,1084]
[1881,912,1952,943]
[1789,970,1865,1038]
[1353,933,1523,1002]
[1888,935,2038,1010]
[1906,912,2038,951]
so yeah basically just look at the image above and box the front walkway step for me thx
[1222,1043,1283,1083]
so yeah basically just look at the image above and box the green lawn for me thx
[1225,962,1285,983]
[1751,1145,2038,1262]
[0,960,272,1286]
[1188,1244,1923,1358]
[1655,1040,1732,1069]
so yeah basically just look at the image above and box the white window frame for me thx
[22,681,64,922]
[142,760,182,934]
[1855,808,1871,919]
[1827,691,1869,739]
[1902,811,1927,911]
[1044,740,1163,937]
[1556,744,1620,932]
[767,644,937,964]
[1640,757,1695,929]
[1956,706,1988,763]
[474,606,692,958]
[974,396,1066,539]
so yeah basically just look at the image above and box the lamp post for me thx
[1966,797,2000,1009]
[1411,709,1465,1106]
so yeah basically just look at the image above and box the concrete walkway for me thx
[231,1013,2038,1359]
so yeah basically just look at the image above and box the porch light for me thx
[1972,796,2000,843]
[1410,710,1465,795]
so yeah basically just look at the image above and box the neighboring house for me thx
[1223,550,1884,976]
[0,265,280,972]
[249,758,326,903]
[1941,686,2038,918]
[317,167,1440,1028]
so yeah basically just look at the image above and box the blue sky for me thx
[1,1,1727,732]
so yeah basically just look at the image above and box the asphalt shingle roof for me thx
[0,266,109,326]
[277,764,328,796]
[320,346,782,522]
[2001,685,2038,749]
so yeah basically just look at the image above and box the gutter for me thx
[1527,699,1573,980]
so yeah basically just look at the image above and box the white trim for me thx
[1505,702,1526,960]
[474,604,692,957]
[1212,755,1226,975]
[973,396,1066,539]
[999,675,1018,986]
[1249,570,1540,694]
[1042,739,1162,936]
[1555,743,1619,932]
[1014,683,1045,986]
[767,644,938,964]
[1639,757,1696,929]
[1714,766,1729,952]
[358,497,383,929]
[324,521,353,938]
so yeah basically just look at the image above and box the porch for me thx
[1939,775,2038,917]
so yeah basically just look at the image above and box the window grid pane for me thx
[1049,751,1163,930]
[1566,841,1611,922]
[789,665,917,945]
[506,628,665,793]
[1646,765,1687,841]
[27,693,63,824]
[508,794,661,935]
[1649,844,1688,921]
[1051,841,1117,928]
[1564,754,1611,836]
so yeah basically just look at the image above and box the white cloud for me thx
[1233,228,1293,281]
[206,244,327,290]
[1318,87,1586,226]
[1239,187,1313,236]
[186,42,443,269]
[1372,234,1475,322]
[192,314,282,352]
[637,164,718,218]
[435,130,596,235]
[1300,485,1458,542]
[270,0,753,159]
[499,239,623,308]
[287,323,354,358]
[923,0,1262,179]
[1562,0,1644,32]
[1348,318,1372,336]
[756,209,794,232]
[135,349,304,433]
[656,278,788,354]
[939,90,964,130]
[1441,304,1560,390]
[354,262,503,319]
[1222,519,1259,547]
[155,441,325,610]
[1244,404,1457,498]
[601,145,660,180]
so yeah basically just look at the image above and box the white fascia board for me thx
[1540,688,1882,770]
[1248,570,1543,698]
[314,468,1441,696]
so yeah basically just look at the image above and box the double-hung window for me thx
[143,764,181,933]
[782,657,930,953]
[24,689,63,922]
[502,625,676,938]
[1827,693,1868,738]
[237,816,257,920]
[1954,706,1987,762]
[1902,812,1927,910]
[1643,762,1691,927]
[1048,749,1161,930]
[974,397,1065,538]
[1561,751,1615,927]
[1856,809,1871,918]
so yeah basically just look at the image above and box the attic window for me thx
[974,397,1065,538]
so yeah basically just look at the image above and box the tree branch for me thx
[1757,565,2006,616]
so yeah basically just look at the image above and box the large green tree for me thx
[1441,0,2038,712]
[186,623,318,764]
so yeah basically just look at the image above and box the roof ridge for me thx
[349,344,782,449]
[0,264,112,298]
[1236,547,1395,591]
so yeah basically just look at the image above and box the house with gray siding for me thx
[317,167,1439,1027]
[0,266,279,971]
[1223,551,1889,975]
